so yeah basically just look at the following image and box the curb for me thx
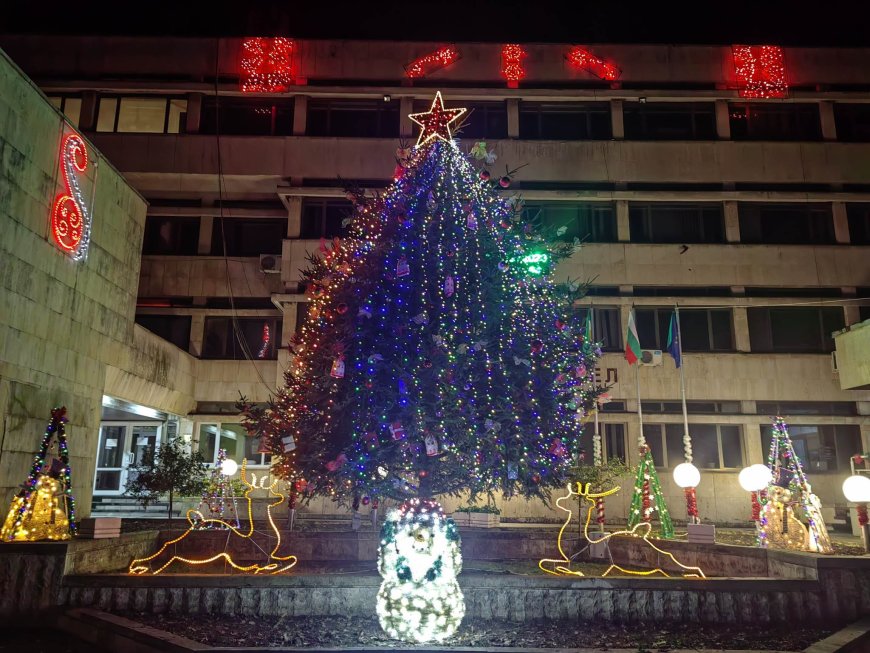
[803,617,870,653]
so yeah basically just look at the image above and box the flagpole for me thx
[588,306,606,533]
[633,305,645,449]
[676,305,690,453]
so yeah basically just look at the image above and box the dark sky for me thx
[6,0,870,46]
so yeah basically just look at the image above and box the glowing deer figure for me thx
[539,482,706,579]
[129,461,297,575]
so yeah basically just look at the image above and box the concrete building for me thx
[1,36,869,524]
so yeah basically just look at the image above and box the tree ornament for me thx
[282,435,297,452]
[336,303,349,315]
[499,176,511,188]
[364,431,379,447]
[466,212,478,231]
[549,438,568,457]
[444,275,455,297]
[423,358,433,368]
[531,339,544,353]
[389,422,407,441]
[408,91,467,146]
[479,170,491,181]
[330,356,346,379]
[498,261,509,272]
[326,453,348,472]
[362,496,371,506]
[531,474,541,484]
[425,434,439,456]
[396,256,410,277]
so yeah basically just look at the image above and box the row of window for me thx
[143,201,870,248]
[135,315,282,360]
[590,422,861,473]
[49,94,870,142]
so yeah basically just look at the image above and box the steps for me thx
[90,496,181,519]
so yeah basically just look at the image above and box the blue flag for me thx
[667,311,682,368]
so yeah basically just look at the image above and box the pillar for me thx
[400,97,414,138]
[724,201,741,243]
[832,202,850,244]
[715,100,731,140]
[506,98,520,139]
[819,101,837,141]
[616,200,630,242]
[733,306,751,352]
[185,93,203,133]
[292,95,308,136]
[79,91,98,131]
[743,423,764,465]
[198,216,214,255]
[610,99,624,140]
[286,196,302,238]
[189,314,205,357]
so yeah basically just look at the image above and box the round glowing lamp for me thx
[673,462,701,489]
[220,458,239,476]
[843,475,870,503]
[738,464,772,492]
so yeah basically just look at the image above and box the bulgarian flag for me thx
[625,309,641,365]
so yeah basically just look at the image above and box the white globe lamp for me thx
[843,475,870,503]
[738,464,772,493]
[220,458,239,476]
[673,462,701,489]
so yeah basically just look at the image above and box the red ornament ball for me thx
[365,380,374,389]
[531,474,541,484]
[531,339,544,353]
[336,303,349,315]
[423,359,433,368]
[480,170,491,181]
[499,176,511,188]
[361,496,370,506]
[418,470,429,478]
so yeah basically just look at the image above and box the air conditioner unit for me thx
[831,350,839,373]
[259,254,282,274]
[639,349,663,367]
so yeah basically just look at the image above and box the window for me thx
[635,307,734,352]
[860,288,870,323]
[307,99,399,138]
[198,423,271,467]
[846,204,870,245]
[573,307,623,351]
[135,315,192,351]
[623,102,716,140]
[211,218,286,256]
[518,102,611,140]
[47,95,82,127]
[633,287,733,297]
[642,401,741,414]
[747,306,845,353]
[522,203,616,243]
[599,400,626,413]
[729,103,822,141]
[581,423,627,463]
[452,102,508,139]
[142,216,200,255]
[301,199,354,239]
[760,424,860,472]
[202,317,281,360]
[629,203,725,244]
[756,401,857,416]
[200,97,294,136]
[738,203,835,245]
[834,103,870,142]
[647,424,742,469]
[96,96,187,133]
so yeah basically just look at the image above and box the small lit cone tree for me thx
[241,93,604,641]
[1,407,76,541]
[627,444,675,539]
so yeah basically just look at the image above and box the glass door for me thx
[126,425,161,487]
[94,424,127,494]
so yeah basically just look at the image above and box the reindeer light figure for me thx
[539,482,705,579]
[129,461,297,575]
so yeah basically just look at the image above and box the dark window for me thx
[135,314,191,351]
[307,99,399,138]
[860,288,870,322]
[573,307,623,352]
[635,307,734,352]
[200,97,294,136]
[747,306,845,353]
[47,95,83,128]
[204,297,276,309]
[579,423,626,463]
[761,424,860,472]
[647,423,743,469]
[211,218,286,256]
[756,401,857,416]
[427,101,508,139]
[523,203,617,243]
[202,317,281,360]
[738,203,835,245]
[623,102,716,140]
[642,401,741,414]
[729,103,822,141]
[599,400,626,413]
[633,287,733,297]
[629,203,725,244]
[846,204,870,245]
[745,288,843,298]
[834,103,870,142]
[301,199,354,239]
[142,216,200,255]
[518,102,611,140]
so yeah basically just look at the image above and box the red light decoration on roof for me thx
[240,37,295,93]
[732,45,788,99]
[501,44,527,88]
[51,132,91,261]
[405,45,459,79]
[258,323,271,358]
[566,46,621,81]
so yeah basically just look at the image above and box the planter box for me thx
[451,512,500,528]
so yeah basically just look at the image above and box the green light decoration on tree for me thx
[510,251,550,276]
[627,444,674,539]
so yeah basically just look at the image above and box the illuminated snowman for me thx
[376,498,464,642]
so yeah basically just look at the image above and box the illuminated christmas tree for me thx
[1,407,76,541]
[241,91,604,506]
[627,444,674,539]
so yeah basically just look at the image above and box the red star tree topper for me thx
[408,91,467,146]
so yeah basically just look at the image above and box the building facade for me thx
[2,36,869,523]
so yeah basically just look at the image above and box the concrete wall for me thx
[835,321,870,390]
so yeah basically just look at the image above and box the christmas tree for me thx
[241,91,604,505]
[1,407,76,541]
[627,444,674,539]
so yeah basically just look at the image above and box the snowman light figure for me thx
[376,498,464,642]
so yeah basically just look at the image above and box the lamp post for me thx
[739,464,772,543]
[843,474,870,553]
[673,462,701,524]
[220,458,239,476]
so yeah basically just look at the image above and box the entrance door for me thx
[93,423,162,495]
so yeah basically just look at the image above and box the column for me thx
[278,301,298,386]
[189,314,205,357]
[610,100,624,140]
[292,95,308,136]
[733,307,751,352]
[506,98,520,139]
[616,200,630,242]
[79,91,98,131]
[832,202,850,244]
[185,93,203,133]
[715,100,731,140]
[843,287,860,326]
[819,101,837,141]
[743,422,764,465]
[286,196,302,238]
[400,97,414,138]
[198,216,214,255]
[724,201,741,243]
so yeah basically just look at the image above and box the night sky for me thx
[4,0,870,46]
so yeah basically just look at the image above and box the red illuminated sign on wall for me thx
[405,45,459,79]
[566,46,620,81]
[50,131,92,261]
[240,37,295,93]
[501,44,527,88]
[732,45,788,99]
